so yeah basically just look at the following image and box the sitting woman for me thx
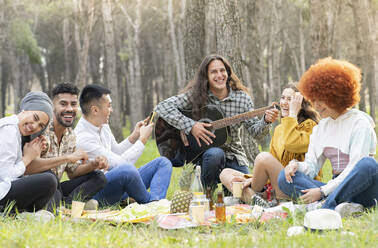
[0,92,58,213]
[277,58,377,217]
[220,83,320,204]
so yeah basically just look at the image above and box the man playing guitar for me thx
[155,54,280,189]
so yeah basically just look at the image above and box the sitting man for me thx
[25,83,108,208]
[74,84,172,206]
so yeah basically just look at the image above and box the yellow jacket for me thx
[270,117,322,181]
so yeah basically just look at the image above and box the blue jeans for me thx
[94,157,172,206]
[199,147,249,189]
[278,157,378,209]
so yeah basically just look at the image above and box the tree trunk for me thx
[73,0,94,90]
[184,0,205,80]
[62,17,71,82]
[117,0,144,129]
[309,0,332,62]
[102,0,123,141]
[0,0,4,116]
[351,0,377,122]
[299,8,306,76]
[242,0,265,108]
[168,0,184,88]
[9,49,22,111]
[215,0,243,80]
[178,0,186,85]
[205,0,216,55]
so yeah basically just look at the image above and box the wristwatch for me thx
[319,187,326,200]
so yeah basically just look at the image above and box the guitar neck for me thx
[211,105,274,130]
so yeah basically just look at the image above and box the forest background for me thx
[0,0,377,149]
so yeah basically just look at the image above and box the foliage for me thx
[9,19,41,64]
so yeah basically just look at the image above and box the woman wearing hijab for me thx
[0,91,58,213]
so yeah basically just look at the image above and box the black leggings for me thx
[0,172,58,212]
[50,170,106,207]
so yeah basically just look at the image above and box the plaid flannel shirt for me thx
[155,88,271,167]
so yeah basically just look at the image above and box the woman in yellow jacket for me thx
[220,83,320,204]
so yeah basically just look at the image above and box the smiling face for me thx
[53,93,79,128]
[207,59,229,97]
[279,88,296,117]
[18,110,49,136]
[97,94,113,125]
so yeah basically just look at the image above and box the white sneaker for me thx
[306,200,325,211]
[335,202,364,218]
[18,210,55,222]
[84,199,98,210]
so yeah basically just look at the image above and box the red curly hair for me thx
[298,57,361,113]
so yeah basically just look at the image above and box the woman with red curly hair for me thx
[277,57,377,217]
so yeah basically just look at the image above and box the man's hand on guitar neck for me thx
[191,122,216,147]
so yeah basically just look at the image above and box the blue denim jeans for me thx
[199,147,249,189]
[278,157,378,209]
[94,157,172,206]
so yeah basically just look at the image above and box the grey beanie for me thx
[20,91,53,120]
[19,91,53,139]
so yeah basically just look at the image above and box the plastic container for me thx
[189,193,210,223]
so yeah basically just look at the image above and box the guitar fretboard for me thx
[211,105,275,130]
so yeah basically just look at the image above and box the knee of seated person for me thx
[203,147,224,160]
[93,170,107,187]
[355,157,378,173]
[155,156,173,169]
[219,168,234,182]
[254,152,272,165]
[118,164,139,179]
[42,173,59,190]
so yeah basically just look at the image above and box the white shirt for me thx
[74,117,145,170]
[0,115,26,200]
[297,109,377,196]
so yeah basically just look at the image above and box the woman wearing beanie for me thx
[0,91,58,213]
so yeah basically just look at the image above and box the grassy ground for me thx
[0,134,377,247]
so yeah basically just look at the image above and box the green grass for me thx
[1,134,377,247]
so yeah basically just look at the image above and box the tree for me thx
[351,0,376,123]
[102,0,123,141]
[309,0,334,61]
[0,0,4,115]
[117,0,144,128]
[73,0,95,90]
[168,0,184,88]
[184,0,205,80]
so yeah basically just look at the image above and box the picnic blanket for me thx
[60,200,291,228]
[61,199,171,224]
[156,204,288,229]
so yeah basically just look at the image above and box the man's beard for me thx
[56,112,76,128]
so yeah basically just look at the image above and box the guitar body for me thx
[155,105,229,167]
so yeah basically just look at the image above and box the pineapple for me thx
[170,163,195,214]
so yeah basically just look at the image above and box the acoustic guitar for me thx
[154,104,279,167]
